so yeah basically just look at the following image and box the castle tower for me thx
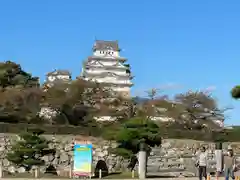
[81,40,133,97]
[43,70,72,90]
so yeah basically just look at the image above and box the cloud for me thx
[132,83,183,97]
[204,86,217,92]
[159,83,183,90]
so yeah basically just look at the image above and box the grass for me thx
[3,172,67,179]
[3,171,181,179]
[102,172,138,179]
[101,172,178,179]
[3,171,138,179]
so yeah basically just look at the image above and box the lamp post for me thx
[138,139,147,179]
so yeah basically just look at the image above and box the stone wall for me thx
[0,134,126,176]
[1,134,240,177]
[148,139,240,177]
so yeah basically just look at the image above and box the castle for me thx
[42,40,224,126]
[45,40,133,98]
[81,40,133,97]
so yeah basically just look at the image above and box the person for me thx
[127,155,138,172]
[196,146,208,180]
[224,148,236,180]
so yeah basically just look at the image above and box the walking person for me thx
[127,155,138,172]
[224,147,236,180]
[196,146,208,180]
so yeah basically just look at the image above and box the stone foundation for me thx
[0,134,240,177]
[0,134,127,175]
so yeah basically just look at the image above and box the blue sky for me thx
[0,0,239,125]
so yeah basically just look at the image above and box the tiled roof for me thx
[46,70,71,76]
[87,56,127,62]
[83,71,133,79]
[93,40,120,51]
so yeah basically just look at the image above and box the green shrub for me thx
[6,128,55,171]
[104,118,161,158]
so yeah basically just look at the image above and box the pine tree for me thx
[6,129,55,171]
[104,118,161,158]
[231,85,240,99]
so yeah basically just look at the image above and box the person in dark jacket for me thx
[127,155,138,171]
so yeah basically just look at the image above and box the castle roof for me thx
[93,40,120,51]
[82,71,133,79]
[87,55,127,62]
[46,70,71,76]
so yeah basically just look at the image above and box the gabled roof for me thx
[46,70,71,76]
[83,71,133,79]
[84,59,128,69]
[87,55,126,62]
[93,40,120,51]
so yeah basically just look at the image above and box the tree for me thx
[42,79,95,125]
[94,94,138,121]
[0,61,39,90]
[42,78,138,125]
[231,85,240,99]
[104,118,161,158]
[0,87,43,123]
[6,129,55,171]
[43,79,119,126]
[174,91,225,130]
[145,88,161,100]
[0,61,41,123]
[133,89,180,123]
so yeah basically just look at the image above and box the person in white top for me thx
[196,146,208,180]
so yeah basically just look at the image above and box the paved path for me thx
[0,178,225,180]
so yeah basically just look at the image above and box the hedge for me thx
[0,123,239,142]
[0,123,102,136]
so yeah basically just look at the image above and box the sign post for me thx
[73,139,93,178]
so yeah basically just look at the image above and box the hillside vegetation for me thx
[0,60,239,157]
